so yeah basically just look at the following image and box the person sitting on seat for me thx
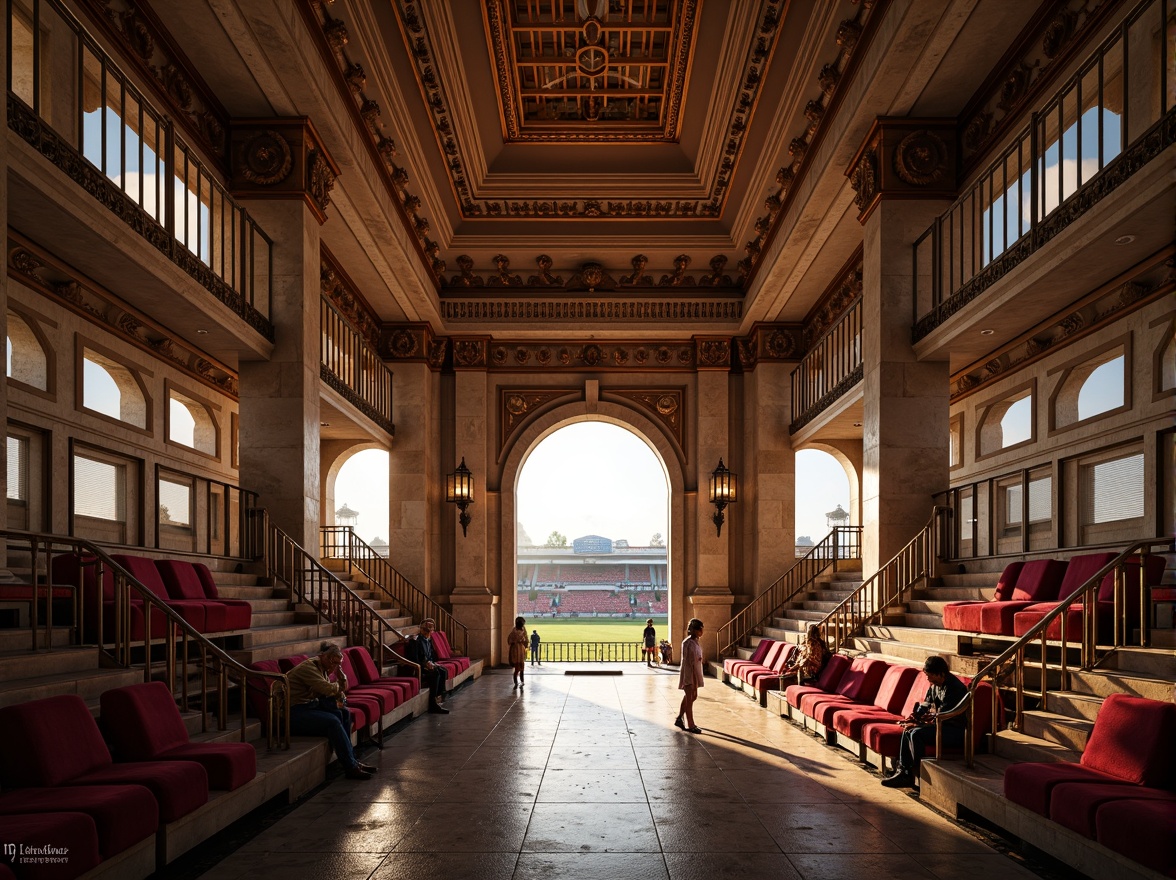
[405,618,450,714]
[881,654,968,789]
[287,642,377,780]
[778,624,831,686]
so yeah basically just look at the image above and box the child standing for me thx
[675,618,705,733]
[508,616,529,687]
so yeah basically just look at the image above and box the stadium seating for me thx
[830,665,923,745]
[942,558,1067,634]
[0,812,102,879]
[157,560,253,631]
[941,562,1024,630]
[51,552,173,642]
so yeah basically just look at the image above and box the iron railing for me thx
[248,511,420,679]
[536,642,648,662]
[320,298,395,435]
[319,525,468,657]
[821,507,953,651]
[933,538,1174,767]
[5,0,273,329]
[154,466,258,558]
[716,526,863,658]
[2,528,289,748]
[913,0,1174,336]
[790,298,862,432]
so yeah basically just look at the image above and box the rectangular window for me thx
[7,436,28,502]
[1005,476,1052,525]
[1083,453,1145,524]
[73,454,125,521]
[158,477,192,528]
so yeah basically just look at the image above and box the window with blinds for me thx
[158,477,192,528]
[1083,453,1145,524]
[7,436,27,502]
[1005,476,1052,525]
[73,453,125,521]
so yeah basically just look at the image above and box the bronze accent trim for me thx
[9,232,239,399]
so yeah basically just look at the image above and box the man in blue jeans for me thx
[287,642,378,780]
[881,654,968,789]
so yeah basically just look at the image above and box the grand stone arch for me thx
[495,399,688,663]
[321,440,389,529]
[793,440,862,532]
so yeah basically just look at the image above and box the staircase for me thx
[762,566,864,645]
[319,559,415,635]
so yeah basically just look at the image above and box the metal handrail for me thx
[2,527,289,749]
[716,526,863,659]
[821,507,953,651]
[933,537,1174,767]
[320,525,469,657]
[247,511,420,680]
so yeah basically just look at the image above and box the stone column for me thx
[233,120,339,551]
[849,120,955,572]
[691,338,734,660]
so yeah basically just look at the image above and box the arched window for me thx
[81,347,149,430]
[1052,343,1129,430]
[7,310,50,391]
[167,387,218,456]
[978,387,1034,457]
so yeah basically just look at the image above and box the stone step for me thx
[1022,710,1092,751]
[915,587,989,601]
[1067,667,1174,701]
[1043,690,1103,722]
[235,623,336,648]
[853,638,941,665]
[249,611,299,627]
[0,645,96,680]
[204,571,268,587]
[1103,646,1176,679]
[863,625,965,651]
[0,627,75,652]
[899,612,946,629]
[809,590,858,602]
[762,624,806,641]
[937,570,1005,590]
[778,609,824,622]
[991,728,1081,764]
[229,634,347,665]
[797,601,841,613]
[905,599,954,615]
[0,666,144,708]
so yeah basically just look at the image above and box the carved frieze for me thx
[440,298,742,324]
[453,338,489,369]
[499,388,579,451]
[321,249,381,348]
[695,338,731,369]
[609,388,687,455]
[230,119,340,225]
[803,255,862,349]
[8,238,239,398]
[442,255,737,292]
[846,119,956,224]
[237,130,293,186]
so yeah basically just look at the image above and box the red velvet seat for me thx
[0,694,208,824]
[430,630,470,674]
[830,664,922,740]
[974,558,1071,635]
[1012,555,1165,639]
[1048,781,1176,838]
[110,555,207,633]
[0,812,102,879]
[156,560,253,632]
[0,786,156,860]
[1096,797,1176,877]
[736,640,789,684]
[337,652,399,715]
[942,562,1025,631]
[344,646,420,700]
[1004,694,1176,815]
[745,643,797,686]
[279,655,377,730]
[800,656,890,725]
[50,553,173,642]
[784,653,850,710]
[723,639,773,677]
[100,682,257,791]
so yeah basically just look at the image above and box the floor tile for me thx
[522,802,660,852]
[369,850,518,880]
[663,850,803,880]
[514,852,669,880]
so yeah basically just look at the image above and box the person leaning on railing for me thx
[287,642,378,780]
[881,654,967,789]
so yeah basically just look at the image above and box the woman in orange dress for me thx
[507,616,529,688]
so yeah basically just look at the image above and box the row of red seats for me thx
[1004,693,1176,877]
[722,639,799,705]
[0,684,256,879]
[246,646,421,740]
[942,552,1163,637]
[782,655,1000,769]
[52,553,252,638]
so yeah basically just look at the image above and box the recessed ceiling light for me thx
[1114,234,1136,245]
[320,422,330,427]
[980,329,994,336]
[853,422,862,427]
[196,329,208,335]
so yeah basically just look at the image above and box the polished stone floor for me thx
[198,665,1046,880]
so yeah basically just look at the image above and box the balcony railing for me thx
[154,466,258,559]
[6,0,274,339]
[790,297,862,433]
[913,0,1174,339]
[320,298,395,436]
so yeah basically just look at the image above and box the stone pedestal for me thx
[449,587,499,666]
[687,587,735,663]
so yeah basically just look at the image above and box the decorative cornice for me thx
[320,364,396,436]
[483,340,697,371]
[320,248,381,348]
[392,0,785,219]
[8,236,239,399]
[803,251,863,349]
[441,253,739,291]
[948,258,1175,401]
[7,95,275,343]
[740,0,887,283]
[695,337,732,370]
[959,0,1112,168]
[379,323,447,370]
[914,109,1176,342]
[440,297,742,324]
[76,0,229,165]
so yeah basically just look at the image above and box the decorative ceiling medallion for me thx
[237,130,293,185]
[484,0,698,142]
[893,130,948,186]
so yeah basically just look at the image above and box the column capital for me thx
[846,118,957,225]
[230,117,341,225]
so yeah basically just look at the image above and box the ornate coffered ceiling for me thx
[484,0,698,142]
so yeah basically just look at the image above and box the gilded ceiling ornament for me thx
[528,255,563,287]
[388,329,419,358]
[536,349,551,366]
[559,348,573,366]
[893,130,948,186]
[514,348,530,364]
[998,61,1038,113]
[237,130,293,185]
[116,8,154,60]
[360,100,381,131]
[850,149,877,209]
[581,344,603,367]
[655,347,673,364]
[836,19,862,55]
[764,328,797,358]
[453,340,485,367]
[1060,312,1085,335]
[323,19,348,51]
[659,255,695,287]
[613,349,629,366]
[818,63,840,97]
[656,395,678,415]
[344,63,367,93]
[10,248,44,277]
[984,359,1004,377]
[488,255,523,287]
[505,394,528,416]
[700,255,732,286]
[697,339,729,367]
[957,374,978,392]
[450,256,484,288]
[633,348,648,365]
[1041,11,1076,60]
[491,346,508,366]
[306,149,336,213]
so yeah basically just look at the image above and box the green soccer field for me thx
[521,617,670,644]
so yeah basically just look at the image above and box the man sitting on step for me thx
[287,642,379,779]
[405,618,451,714]
[881,654,968,789]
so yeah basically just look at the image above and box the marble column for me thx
[387,360,437,591]
[237,198,322,550]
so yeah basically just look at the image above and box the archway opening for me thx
[331,448,390,554]
[515,421,669,662]
[794,448,853,554]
